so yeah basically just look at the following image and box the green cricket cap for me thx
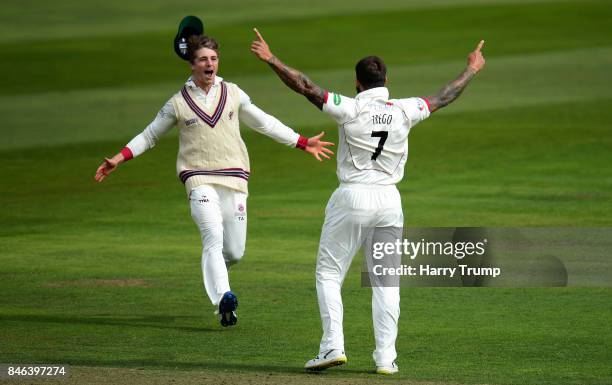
[174,15,204,61]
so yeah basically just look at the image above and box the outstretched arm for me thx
[238,88,334,162]
[427,40,486,113]
[250,28,326,110]
[94,101,176,182]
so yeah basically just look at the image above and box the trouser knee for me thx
[373,287,400,310]
[223,243,245,264]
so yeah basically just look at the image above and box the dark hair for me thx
[187,35,219,63]
[355,56,387,90]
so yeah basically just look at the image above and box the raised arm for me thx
[250,28,326,110]
[427,40,486,113]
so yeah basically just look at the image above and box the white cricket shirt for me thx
[323,87,430,185]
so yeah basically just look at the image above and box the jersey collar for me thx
[185,75,224,90]
[356,86,389,100]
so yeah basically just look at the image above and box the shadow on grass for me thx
[1,314,370,375]
[63,358,369,376]
[0,314,217,333]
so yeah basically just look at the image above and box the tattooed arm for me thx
[427,40,486,113]
[251,28,326,110]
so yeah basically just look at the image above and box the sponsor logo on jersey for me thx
[333,93,341,106]
[185,118,197,126]
[373,103,393,111]
[417,100,424,111]
[228,110,234,120]
[238,203,245,213]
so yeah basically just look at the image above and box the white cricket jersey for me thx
[322,87,430,185]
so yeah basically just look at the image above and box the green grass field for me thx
[1,0,611,384]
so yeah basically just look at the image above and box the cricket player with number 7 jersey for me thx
[251,28,485,374]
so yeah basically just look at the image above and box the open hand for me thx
[250,28,274,62]
[305,132,335,162]
[94,157,119,182]
[467,40,486,73]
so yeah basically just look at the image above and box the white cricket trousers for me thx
[316,183,403,367]
[189,184,247,306]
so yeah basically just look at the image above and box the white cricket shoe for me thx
[376,361,399,375]
[304,349,347,371]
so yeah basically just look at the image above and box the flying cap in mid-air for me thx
[174,15,204,60]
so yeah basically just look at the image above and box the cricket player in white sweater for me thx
[94,34,334,327]
[251,28,485,374]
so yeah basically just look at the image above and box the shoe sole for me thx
[219,293,238,327]
[220,310,237,327]
[305,356,347,371]
[376,368,398,375]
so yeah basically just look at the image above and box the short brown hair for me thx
[187,35,219,63]
[355,56,387,90]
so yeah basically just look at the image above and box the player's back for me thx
[322,87,430,186]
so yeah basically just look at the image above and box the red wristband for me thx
[421,97,431,112]
[120,147,134,161]
[296,135,308,151]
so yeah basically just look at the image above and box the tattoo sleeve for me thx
[267,56,326,110]
[427,67,477,113]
